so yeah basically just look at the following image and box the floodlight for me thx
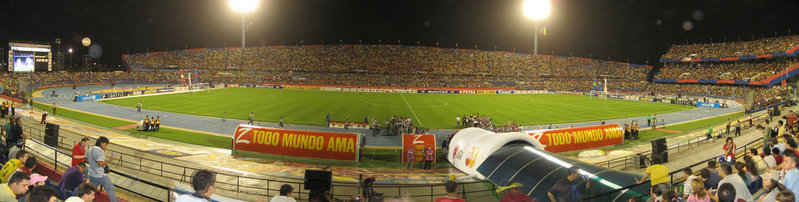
[229,0,259,14]
[523,0,551,20]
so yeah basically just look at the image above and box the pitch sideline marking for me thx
[400,94,424,127]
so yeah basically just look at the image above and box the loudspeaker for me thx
[651,138,666,153]
[44,123,60,147]
[304,170,332,191]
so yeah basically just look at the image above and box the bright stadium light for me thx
[229,0,259,68]
[522,0,550,55]
[523,0,550,20]
[229,0,259,14]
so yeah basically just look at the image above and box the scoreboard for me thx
[8,42,51,72]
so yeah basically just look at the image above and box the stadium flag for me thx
[592,78,597,91]
[194,69,199,84]
[179,69,185,86]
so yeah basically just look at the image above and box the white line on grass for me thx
[400,94,424,127]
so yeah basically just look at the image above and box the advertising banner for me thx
[232,125,360,161]
[401,134,437,163]
[76,94,101,102]
[696,102,721,108]
[156,88,176,93]
[527,124,624,153]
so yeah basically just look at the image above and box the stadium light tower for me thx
[229,0,259,49]
[523,0,550,55]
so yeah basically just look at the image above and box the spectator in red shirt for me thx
[500,184,534,202]
[435,181,465,202]
[72,137,90,167]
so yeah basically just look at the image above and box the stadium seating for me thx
[655,59,799,81]
[661,35,799,60]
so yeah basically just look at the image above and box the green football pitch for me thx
[100,88,695,129]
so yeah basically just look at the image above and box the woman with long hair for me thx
[686,178,710,202]
[723,137,736,162]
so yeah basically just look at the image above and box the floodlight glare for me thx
[523,0,551,20]
[229,0,259,14]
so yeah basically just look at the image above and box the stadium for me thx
[1,0,798,201]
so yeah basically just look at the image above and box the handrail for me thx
[583,135,765,200]
[592,112,765,169]
[13,118,495,201]
[22,133,170,201]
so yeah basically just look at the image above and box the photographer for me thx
[548,166,590,202]
[87,136,118,202]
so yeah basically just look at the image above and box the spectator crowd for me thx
[662,34,799,60]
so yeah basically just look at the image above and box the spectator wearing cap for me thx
[59,162,87,194]
[0,150,28,182]
[18,173,49,202]
[176,169,216,202]
[270,184,296,202]
[0,172,29,201]
[64,183,97,202]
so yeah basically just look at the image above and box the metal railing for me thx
[20,130,171,201]
[591,113,766,170]
[15,118,496,201]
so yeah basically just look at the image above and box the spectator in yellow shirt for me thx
[636,158,670,186]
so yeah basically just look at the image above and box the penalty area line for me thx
[400,94,423,127]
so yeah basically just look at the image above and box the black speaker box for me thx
[44,123,59,147]
[304,170,332,191]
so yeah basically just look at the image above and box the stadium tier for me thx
[660,34,799,61]
[124,45,649,80]
[655,58,799,81]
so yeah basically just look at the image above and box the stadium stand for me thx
[661,34,799,60]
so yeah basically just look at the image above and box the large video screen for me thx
[12,52,34,72]
[9,42,51,72]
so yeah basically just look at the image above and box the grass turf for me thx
[33,102,233,149]
[100,88,695,129]
[561,111,747,154]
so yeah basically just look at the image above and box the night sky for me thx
[1,0,797,69]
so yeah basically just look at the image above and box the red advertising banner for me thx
[528,124,624,153]
[232,125,361,161]
[401,134,437,163]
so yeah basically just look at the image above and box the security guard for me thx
[155,116,161,132]
[144,116,150,131]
